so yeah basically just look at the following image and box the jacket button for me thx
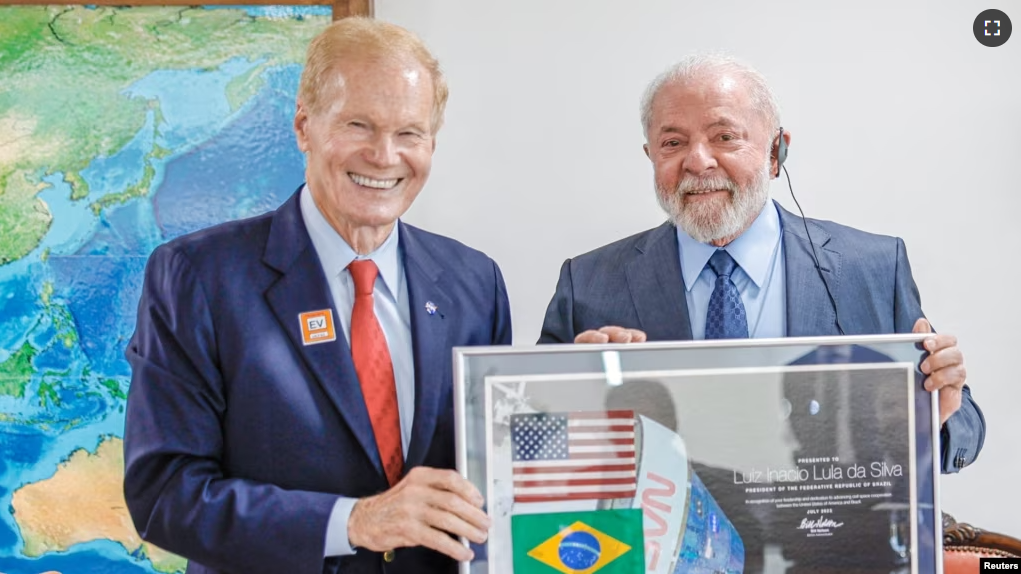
[383,549,395,562]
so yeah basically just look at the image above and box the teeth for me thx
[349,173,400,189]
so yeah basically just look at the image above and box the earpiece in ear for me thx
[775,126,788,177]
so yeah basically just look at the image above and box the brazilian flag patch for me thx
[511,509,644,573]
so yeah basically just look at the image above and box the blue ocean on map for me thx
[0,6,317,573]
[209,5,331,18]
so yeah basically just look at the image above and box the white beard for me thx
[656,159,771,244]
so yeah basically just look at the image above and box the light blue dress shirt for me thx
[676,200,787,339]
[299,187,415,557]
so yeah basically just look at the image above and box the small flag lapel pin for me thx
[425,301,438,315]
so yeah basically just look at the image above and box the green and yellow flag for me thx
[511,509,645,574]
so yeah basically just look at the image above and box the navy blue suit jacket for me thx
[123,188,512,574]
[538,202,984,474]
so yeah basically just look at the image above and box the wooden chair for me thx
[944,512,1021,573]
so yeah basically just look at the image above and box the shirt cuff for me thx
[324,497,358,557]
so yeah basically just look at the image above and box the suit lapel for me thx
[399,222,453,470]
[778,204,843,337]
[262,189,383,476]
[625,221,693,341]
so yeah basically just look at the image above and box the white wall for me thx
[378,0,1020,534]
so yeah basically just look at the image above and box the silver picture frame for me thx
[453,334,942,574]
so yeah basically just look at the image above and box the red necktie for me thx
[347,259,403,486]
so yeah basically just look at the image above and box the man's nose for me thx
[365,135,399,167]
[682,140,718,175]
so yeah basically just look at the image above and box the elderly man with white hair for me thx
[538,53,984,568]
[124,17,508,574]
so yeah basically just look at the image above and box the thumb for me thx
[912,318,932,334]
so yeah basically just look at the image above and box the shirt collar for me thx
[299,184,401,299]
[675,198,782,292]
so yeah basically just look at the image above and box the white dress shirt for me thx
[299,186,415,557]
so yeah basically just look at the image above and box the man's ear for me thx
[771,128,792,179]
[643,143,650,159]
[294,101,310,152]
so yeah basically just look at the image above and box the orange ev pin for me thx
[299,309,336,345]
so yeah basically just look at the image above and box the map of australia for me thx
[0,6,328,573]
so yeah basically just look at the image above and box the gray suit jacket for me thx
[538,201,985,474]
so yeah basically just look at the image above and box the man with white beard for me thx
[537,54,984,569]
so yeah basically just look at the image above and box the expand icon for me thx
[974,9,1012,47]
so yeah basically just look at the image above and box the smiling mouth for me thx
[685,189,728,195]
[349,172,402,190]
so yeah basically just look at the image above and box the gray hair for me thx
[640,53,781,140]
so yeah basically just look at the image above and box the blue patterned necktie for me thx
[705,250,749,339]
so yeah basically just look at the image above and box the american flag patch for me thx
[510,410,636,503]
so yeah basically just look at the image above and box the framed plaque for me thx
[453,334,942,574]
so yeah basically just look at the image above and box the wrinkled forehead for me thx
[310,60,435,123]
[650,73,766,130]
[324,53,430,91]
